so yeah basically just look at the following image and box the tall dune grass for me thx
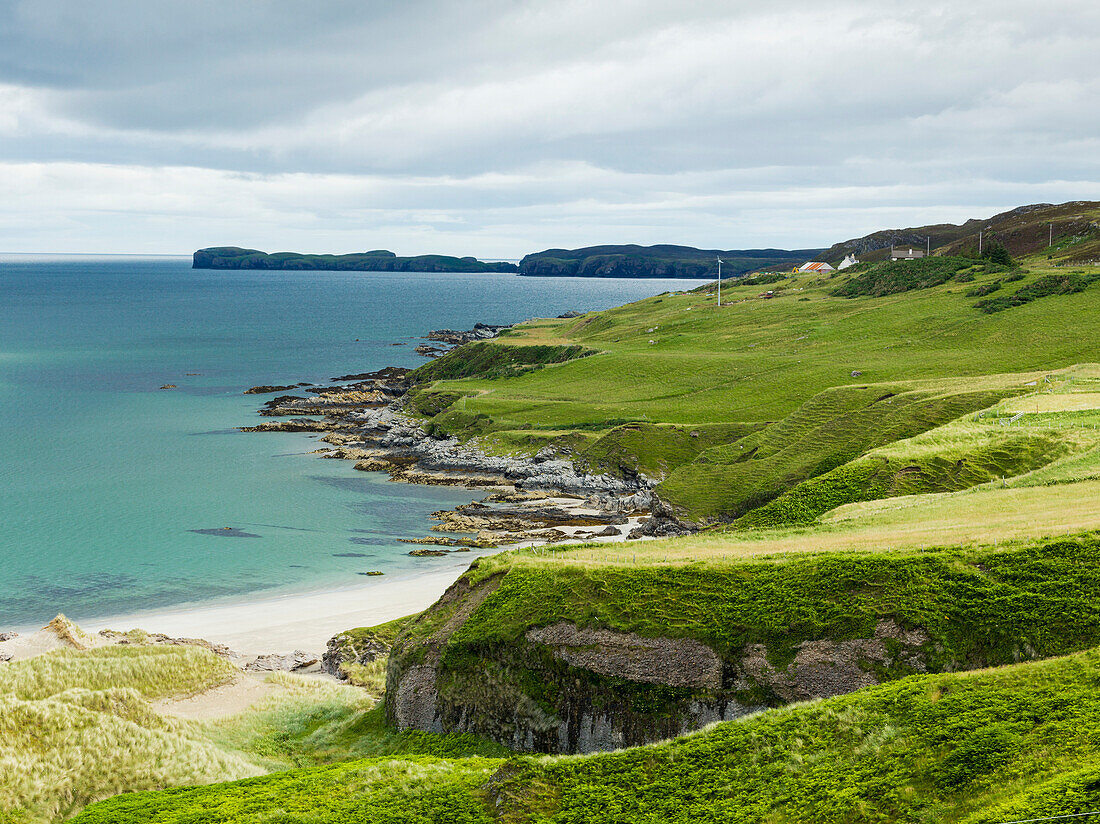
[0,646,253,822]
[0,644,236,701]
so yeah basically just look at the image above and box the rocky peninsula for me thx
[240,323,668,550]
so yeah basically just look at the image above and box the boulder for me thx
[322,631,391,679]
[245,650,319,672]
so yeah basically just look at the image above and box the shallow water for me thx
[0,255,707,627]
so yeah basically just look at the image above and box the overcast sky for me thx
[1,0,1097,256]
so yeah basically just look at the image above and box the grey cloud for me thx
[0,0,1096,253]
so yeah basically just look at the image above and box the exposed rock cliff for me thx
[383,536,1100,754]
[384,573,936,753]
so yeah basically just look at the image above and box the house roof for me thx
[799,261,834,271]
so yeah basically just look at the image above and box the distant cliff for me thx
[518,244,824,278]
[192,247,519,273]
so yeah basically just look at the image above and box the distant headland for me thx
[192,247,519,273]
[193,244,824,278]
[517,244,824,278]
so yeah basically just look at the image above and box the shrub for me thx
[982,240,1014,266]
[975,273,1096,313]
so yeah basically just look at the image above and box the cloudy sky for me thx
[1,0,1097,256]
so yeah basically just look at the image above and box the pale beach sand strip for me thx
[72,563,471,658]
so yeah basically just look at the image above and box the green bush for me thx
[981,240,1014,266]
[966,281,1002,297]
[975,273,1096,313]
[831,257,998,298]
[409,342,595,382]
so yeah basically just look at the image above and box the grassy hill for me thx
[405,252,1100,524]
[72,641,1100,823]
[821,201,1100,265]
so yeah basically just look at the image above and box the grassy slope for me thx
[407,258,1100,521]
[0,646,253,823]
[0,641,503,823]
[73,644,1100,823]
[735,382,1100,529]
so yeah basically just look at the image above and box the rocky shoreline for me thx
[240,323,677,550]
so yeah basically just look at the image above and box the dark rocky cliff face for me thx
[384,575,935,754]
[383,537,1100,755]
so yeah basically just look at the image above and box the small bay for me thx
[0,254,707,628]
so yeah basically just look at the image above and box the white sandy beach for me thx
[74,562,472,658]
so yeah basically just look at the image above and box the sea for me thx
[0,254,707,629]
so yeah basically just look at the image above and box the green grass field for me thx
[406,256,1100,523]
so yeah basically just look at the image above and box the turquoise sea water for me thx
[0,255,707,628]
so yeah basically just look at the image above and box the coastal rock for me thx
[241,418,336,432]
[354,457,396,472]
[259,389,391,416]
[350,406,651,496]
[331,366,411,382]
[239,353,655,554]
[244,384,303,394]
[586,490,653,514]
[319,447,377,461]
[426,322,512,345]
[246,650,319,672]
[526,623,723,690]
[627,515,691,539]
[0,631,18,642]
[322,631,390,679]
[386,579,938,755]
[734,619,930,703]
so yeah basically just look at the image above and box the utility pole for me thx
[979,230,983,255]
[717,257,723,307]
[1050,223,1054,247]
[926,236,930,256]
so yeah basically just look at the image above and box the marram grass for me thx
[0,646,253,822]
[71,645,1100,823]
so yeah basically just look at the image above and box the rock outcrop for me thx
[239,348,656,548]
[426,322,512,345]
[384,571,941,755]
[322,631,391,679]
[347,406,648,496]
[245,650,319,672]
